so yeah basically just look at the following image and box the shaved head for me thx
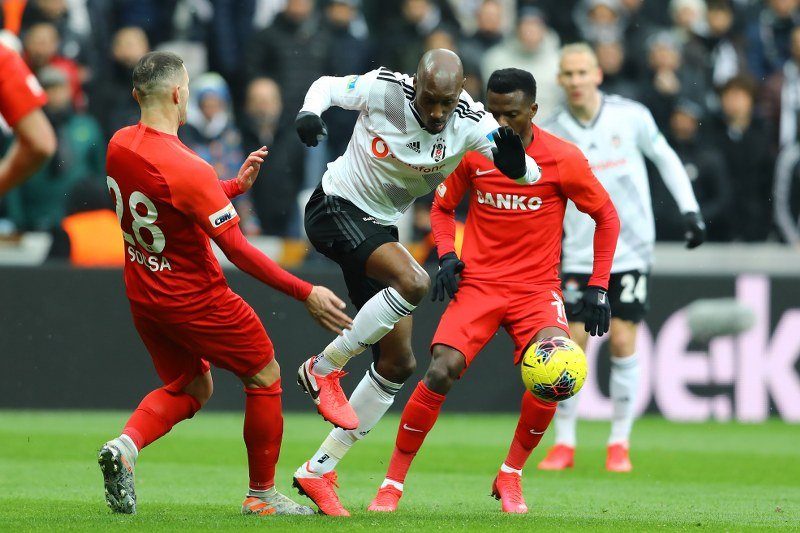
[413,49,465,134]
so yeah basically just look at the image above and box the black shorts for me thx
[304,184,399,309]
[561,270,649,324]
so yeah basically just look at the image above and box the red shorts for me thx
[431,279,568,368]
[132,289,274,392]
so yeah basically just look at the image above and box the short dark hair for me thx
[487,68,537,103]
[719,74,758,99]
[132,51,184,98]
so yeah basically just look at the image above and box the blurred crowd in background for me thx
[1,0,800,263]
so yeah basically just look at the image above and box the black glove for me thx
[295,111,328,147]
[682,211,706,249]
[431,252,465,301]
[490,126,526,180]
[570,285,611,336]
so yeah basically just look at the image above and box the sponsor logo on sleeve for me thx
[437,183,447,197]
[209,203,238,228]
[346,75,359,90]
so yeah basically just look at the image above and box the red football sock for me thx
[386,381,446,484]
[243,381,283,491]
[504,392,557,471]
[123,387,201,451]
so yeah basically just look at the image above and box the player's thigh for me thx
[304,184,400,279]
[504,285,570,364]
[132,313,211,393]
[180,291,275,380]
[430,279,507,371]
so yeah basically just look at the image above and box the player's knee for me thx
[242,359,280,388]
[382,353,417,383]
[184,371,213,406]
[424,353,463,394]
[393,266,431,305]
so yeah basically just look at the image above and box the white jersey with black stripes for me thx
[300,68,539,226]
[542,93,700,273]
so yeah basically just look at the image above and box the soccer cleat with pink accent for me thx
[491,471,528,514]
[98,438,137,514]
[367,485,403,512]
[606,443,633,472]
[297,358,359,430]
[292,462,350,516]
[537,444,575,470]
[241,491,315,515]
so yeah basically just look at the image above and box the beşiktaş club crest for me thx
[430,137,446,162]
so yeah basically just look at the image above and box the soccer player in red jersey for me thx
[0,39,56,196]
[367,68,620,514]
[98,51,353,517]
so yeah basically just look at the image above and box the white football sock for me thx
[553,393,579,447]
[307,364,402,475]
[500,463,522,476]
[118,433,139,461]
[609,353,639,445]
[313,288,415,376]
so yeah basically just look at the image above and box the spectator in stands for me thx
[22,22,84,109]
[654,100,732,241]
[573,0,627,45]
[380,0,451,75]
[181,72,260,235]
[639,30,705,131]
[762,24,800,151]
[482,7,562,120]
[773,134,800,246]
[744,0,800,80]
[459,0,506,83]
[90,26,149,141]
[709,75,775,241]
[596,38,641,100]
[4,66,104,231]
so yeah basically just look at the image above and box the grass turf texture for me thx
[0,411,796,531]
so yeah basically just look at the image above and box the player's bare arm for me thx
[0,109,57,197]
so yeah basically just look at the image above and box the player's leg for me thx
[369,280,502,512]
[606,317,639,472]
[99,315,209,514]
[295,317,415,516]
[539,276,591,470]
[300,190,428,428]
[367,343,466,512]
[497,289,566,512]
[239,360,314,516]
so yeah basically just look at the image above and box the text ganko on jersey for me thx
[476,189,543,211]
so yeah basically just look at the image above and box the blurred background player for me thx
[98,51,352,516]
[0,32,56,197]
[366,67,619,514]
[291,49,542,515]
[538,43,706,473]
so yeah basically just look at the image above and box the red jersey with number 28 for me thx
[0,44,47,127]
[106,123,240,322]
[432,124,609,286]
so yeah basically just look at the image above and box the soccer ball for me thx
[521,336,587,402]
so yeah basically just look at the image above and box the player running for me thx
[538,43,706,473]
[0,37,56,196]
[366,68,620,514]
[292,49,542,515]
[98,51,352,516]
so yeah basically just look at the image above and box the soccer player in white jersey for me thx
[291,49,542,515]
[538,43,706,472]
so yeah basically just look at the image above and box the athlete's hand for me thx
[431,252,465,301]
[296,111,328,147]
[304,285,353,335]
[236,146,268,193]
[491,126,526,180]
[682,211,706,249]
[571,286,611,336]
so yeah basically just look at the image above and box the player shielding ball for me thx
[539,43,706,473]
[367,68,620,514]
[98,51,352,516]
[290,50,544,516]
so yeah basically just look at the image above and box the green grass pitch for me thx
[0,411,796,531]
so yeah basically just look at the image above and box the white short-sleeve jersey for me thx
[542,94,699,273]
[301,68,540,226]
